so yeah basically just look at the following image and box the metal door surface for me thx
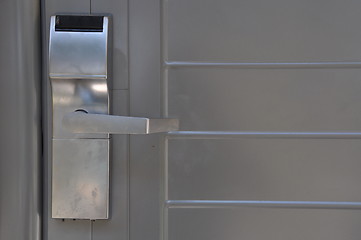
[43,0,361,239]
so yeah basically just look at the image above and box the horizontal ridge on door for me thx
[167,131,361,140]
[166,200,361,210]
[165,61,361,69]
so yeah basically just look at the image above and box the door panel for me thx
[168,0,361,62]
[169,209,361,240]
[168,139,361,201]
[157,0,361,240]
[129,0,162,240]
[169,68,361,131]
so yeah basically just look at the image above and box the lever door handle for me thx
[49,15,178,220]
[63,111,179,134]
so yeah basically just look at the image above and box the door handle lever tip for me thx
[62,111,179,134]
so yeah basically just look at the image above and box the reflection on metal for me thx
[63,112,179,134]
[49,17,107,78]
[51,78,108,139]
[49,15,110,220]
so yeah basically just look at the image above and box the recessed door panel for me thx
[168,139,361,201]
[169,209,361,240]
[169,68,361,131]
[168,0,361,62]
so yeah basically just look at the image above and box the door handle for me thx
[63,111,179,134]
[48,15,178,220]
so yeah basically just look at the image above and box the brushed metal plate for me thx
[52,139,109,219]
[49,16,108,77]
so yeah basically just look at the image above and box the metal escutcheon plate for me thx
[52,139,109,219]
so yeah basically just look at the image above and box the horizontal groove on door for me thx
[165,61,361,69]
[167,131,361,139]
[166,200,361,210]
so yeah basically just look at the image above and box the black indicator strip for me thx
[55,15,103,32]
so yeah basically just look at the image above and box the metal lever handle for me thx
[62,111,179,134]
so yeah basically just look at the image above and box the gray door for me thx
[44,0,361,239]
